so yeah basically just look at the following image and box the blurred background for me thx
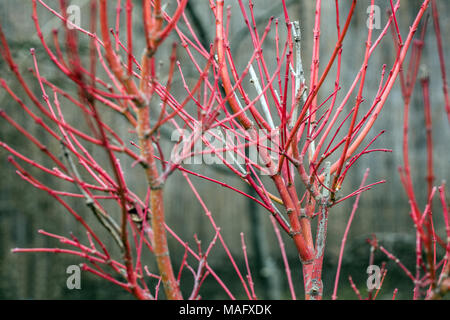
[0,0,449,299]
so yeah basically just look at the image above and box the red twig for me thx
[332,169,370,299]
